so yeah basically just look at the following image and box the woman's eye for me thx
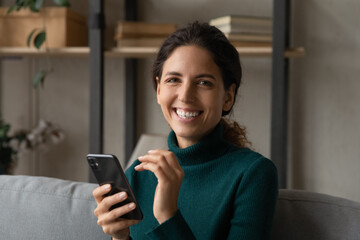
[198,80,213,87]
[166,78,179,83]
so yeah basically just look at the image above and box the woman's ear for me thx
[223,84,236,112]
[156,77,161,104]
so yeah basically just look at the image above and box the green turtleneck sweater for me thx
[125,124,278,239]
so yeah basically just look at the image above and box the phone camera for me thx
[88,157,99,169]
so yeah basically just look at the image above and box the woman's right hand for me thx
[93,184,141,240]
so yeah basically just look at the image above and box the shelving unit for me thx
[0,46,304,58]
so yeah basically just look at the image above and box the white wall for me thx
[1,0,359,202]
[289,0,360,201]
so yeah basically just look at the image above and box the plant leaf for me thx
[29,4,39,12]
[34,30,46,49]
[7,5,19,14]
[27,29,38,47]
[34,0,44,11]
[53,0,70,7]
[16,0,26,7]
[0,123,10,139]
[24,0,35,6]
[33,70,47,88]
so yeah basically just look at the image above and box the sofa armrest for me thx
[271,189,360,240]
[0,175,109,240]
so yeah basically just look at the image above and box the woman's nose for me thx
[178,82,195,103]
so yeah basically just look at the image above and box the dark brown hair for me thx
[152,21,251,148]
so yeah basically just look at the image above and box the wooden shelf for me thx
[0,47,89,57]
[0,46,305,58]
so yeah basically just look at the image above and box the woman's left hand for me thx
[135,149,184,224]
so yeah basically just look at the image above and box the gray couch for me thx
[1,134,359,239]
[1,175,359,240]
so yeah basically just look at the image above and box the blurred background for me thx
[0,0,359,202]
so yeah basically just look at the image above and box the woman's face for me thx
[157,45,235,148]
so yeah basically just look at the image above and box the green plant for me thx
[7,0,71,88]
[0,119,27,174]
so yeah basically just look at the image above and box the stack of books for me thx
[114,21,177,48]
[209,15,272,47]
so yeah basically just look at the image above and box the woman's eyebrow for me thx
[195,74,217,80]
[165,71,182,77]
[164,72,217,80]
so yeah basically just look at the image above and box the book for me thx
[216,24,272,35]
[115,21,177,39]
[225,33,272,43]
[229,40,272,47]
[116,37,166,47]
[209,15,272,27]
[210,15,272,38]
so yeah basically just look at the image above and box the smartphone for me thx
[87,154,143,220]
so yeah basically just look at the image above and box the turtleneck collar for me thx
[167,123,231,166]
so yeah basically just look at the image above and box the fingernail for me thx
[103,184,111,190]
[148,149,156,153]
[129,203,135,209]
[117,192,126,199]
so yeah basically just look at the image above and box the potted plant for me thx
[6,0,73,87]
[0,118,64,174]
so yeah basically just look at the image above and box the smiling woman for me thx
[92,22,278,240]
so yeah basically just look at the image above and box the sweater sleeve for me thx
[145,210,196,240]
[228,157,278,240]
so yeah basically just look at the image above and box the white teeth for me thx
[176,109,200,119]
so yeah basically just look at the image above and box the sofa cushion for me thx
[0,175,108,240]
[272,189,360,240]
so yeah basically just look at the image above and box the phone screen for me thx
[87,154,143,220]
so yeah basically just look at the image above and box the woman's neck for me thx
[175,126,217,149]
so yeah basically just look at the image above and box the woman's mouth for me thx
[175,109,202,119]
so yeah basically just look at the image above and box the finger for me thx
[134,162,146,171]
[109,202,137,221]
[147,149,182,169]
[100,218,140,236]
[94,192,128,217]
[93,184,111,204]
[97,202,137,226]
[138,161,170,182]
[143,150,183,178]
[138,151,184,181]
[138,152,162,163]
[138,154,173,174]
[140,151,177,169]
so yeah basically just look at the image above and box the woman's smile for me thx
[174,108,203,120]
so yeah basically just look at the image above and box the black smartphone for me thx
[87,154,143,220]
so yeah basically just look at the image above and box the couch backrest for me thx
[1,169,359,239]
[272,189,360,240]
[0,175,108,240]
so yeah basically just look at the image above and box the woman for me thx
[93,21,278,240]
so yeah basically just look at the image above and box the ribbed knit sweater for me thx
[125,123,278,239]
